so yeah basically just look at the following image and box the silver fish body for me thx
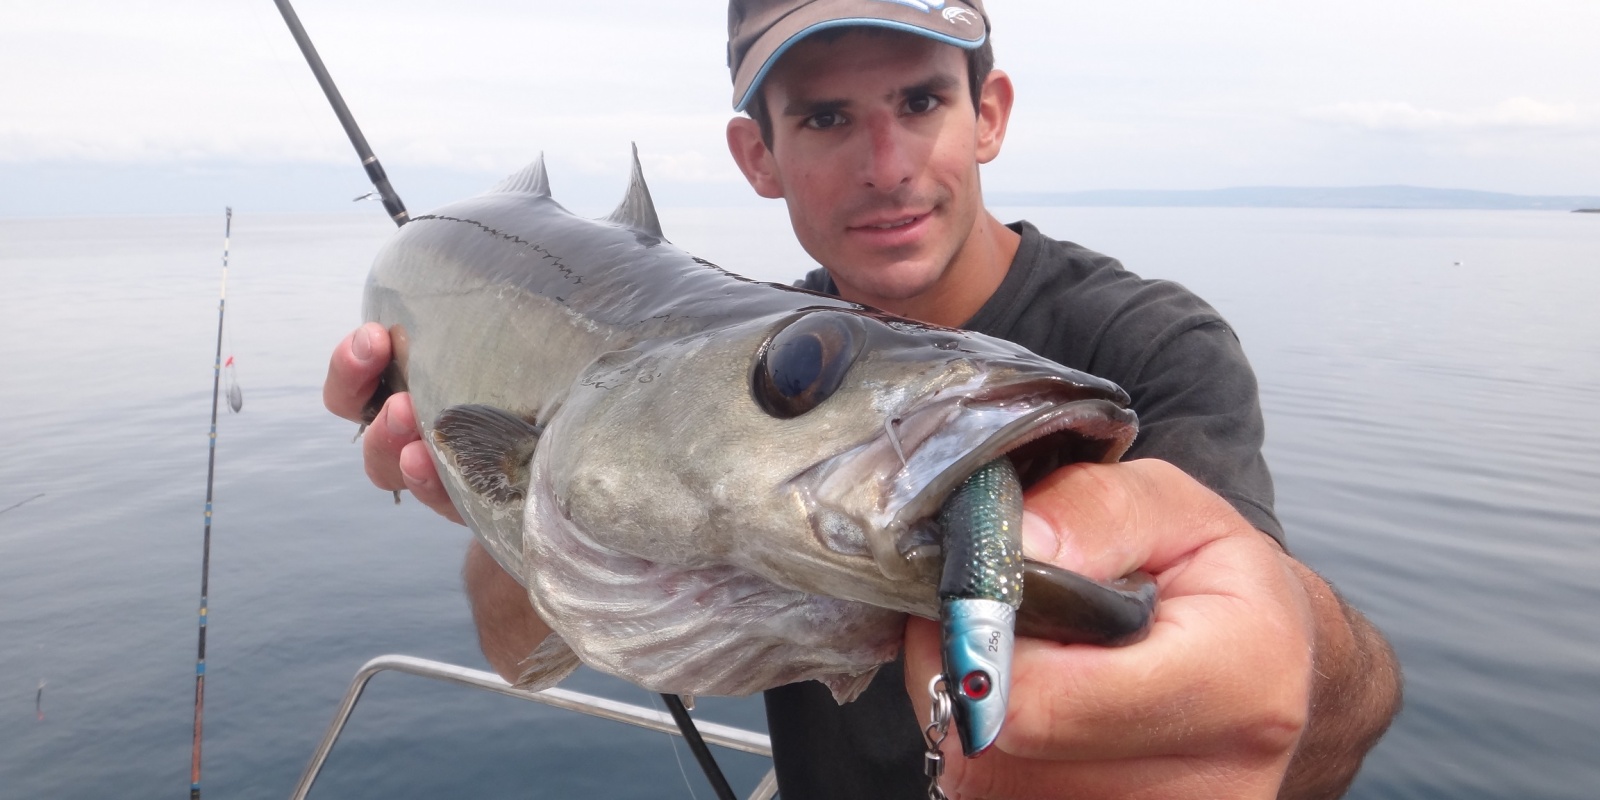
[363,153,1142,702]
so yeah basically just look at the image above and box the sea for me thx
[1,205,1596,799]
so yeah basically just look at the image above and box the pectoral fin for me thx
[432,404,543,505]
[514,632,582,691]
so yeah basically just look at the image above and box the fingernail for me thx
[385,405,411,436]
[353,325,373,361]
[398,441,427,484]
[1021,510,1058,561]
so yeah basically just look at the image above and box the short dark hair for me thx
[746,35,995,150]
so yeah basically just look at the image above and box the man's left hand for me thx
[904,459,1398,799]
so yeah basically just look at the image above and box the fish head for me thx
[768,308,1139,595]
[540,305,1136,611]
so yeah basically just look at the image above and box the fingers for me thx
[324,322,391,422]
[363,391,416,491]
[905,459,1312,774]
[363,392,462,524]
[1020,459,1246,579]
[1001,541,1309,760]
[400,438,462,524]
[328,324,463,525]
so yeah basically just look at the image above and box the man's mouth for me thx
[866,216,920,230]
[850,210,931,233]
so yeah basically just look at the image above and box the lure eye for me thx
[754,312,864,418]
[961,671,991,700]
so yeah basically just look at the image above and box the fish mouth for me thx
[804,376,1138,583]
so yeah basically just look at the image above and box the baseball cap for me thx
[729,0,990,111]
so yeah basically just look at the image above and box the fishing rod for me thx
[272,0,408,228]
[191,207,238,800]
[268,5,736,798]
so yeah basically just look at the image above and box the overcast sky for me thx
[3,0,1597,215]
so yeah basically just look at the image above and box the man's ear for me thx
[975,69,1015,165]
[726,116,785,199]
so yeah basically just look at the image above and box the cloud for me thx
[1304,98,1590,132]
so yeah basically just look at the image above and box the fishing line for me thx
[190,207,238,800]
[661,694,737,800]
[243,0,344,165]
[648,692,701,800]
[268,2,738,792]
[0,493,45,516]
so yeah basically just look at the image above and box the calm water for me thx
[1,205,1596,799]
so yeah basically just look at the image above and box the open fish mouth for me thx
[804,376,1139,583]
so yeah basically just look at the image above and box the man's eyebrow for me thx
[779,72,963,118]
[900,74,961,100]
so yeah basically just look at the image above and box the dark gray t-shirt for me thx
[764,220,1281,799]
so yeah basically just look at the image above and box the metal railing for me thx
[291,654,776,800]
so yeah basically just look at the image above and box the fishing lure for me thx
[937,457,1160,756]
[937,457,1025,756]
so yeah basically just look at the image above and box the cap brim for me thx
[732,0,987,111]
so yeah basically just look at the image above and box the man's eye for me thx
[806,112,844,131]
[805,111,846,130]
[905,94,942,114]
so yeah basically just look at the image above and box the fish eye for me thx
[960,670,991,700]
[754,312,865,418]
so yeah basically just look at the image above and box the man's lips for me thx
[845,210,934,246]
[848,211,931,232]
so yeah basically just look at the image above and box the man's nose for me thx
[859,111,915,191]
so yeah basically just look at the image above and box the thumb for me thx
[1019,508,1090,572]
[1023,459,1245,577]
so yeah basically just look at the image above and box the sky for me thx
[2,0,1597,216]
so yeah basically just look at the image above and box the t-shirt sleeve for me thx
[985,227,1284,546]
[1096,302,1284,545]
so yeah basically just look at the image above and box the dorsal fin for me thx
[602,143,665,240]
[488,155,551,196]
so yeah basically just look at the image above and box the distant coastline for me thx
[1575,208,1600,214]
[991,185,1600,211]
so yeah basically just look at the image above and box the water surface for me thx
[1,206,1595,798]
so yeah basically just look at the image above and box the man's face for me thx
[730,31,1008,313]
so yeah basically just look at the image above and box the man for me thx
[325,1,1401,797]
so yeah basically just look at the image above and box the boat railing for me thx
[291,654,776,800]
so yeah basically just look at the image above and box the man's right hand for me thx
[327,323,553,682]
[324,322,463,525]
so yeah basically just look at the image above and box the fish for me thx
[362,149,1157,753]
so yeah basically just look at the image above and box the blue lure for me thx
[937,457,1026,756]
[937,457,1161,756]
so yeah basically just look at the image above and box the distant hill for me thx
[990,185,1600,211]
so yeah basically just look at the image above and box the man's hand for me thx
[326,324,555,682]
[323,322,461,524]
[904,459,1399,800]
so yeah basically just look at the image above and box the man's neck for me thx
[839,210,1021,329]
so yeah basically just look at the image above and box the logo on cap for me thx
[942,7,978,25]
